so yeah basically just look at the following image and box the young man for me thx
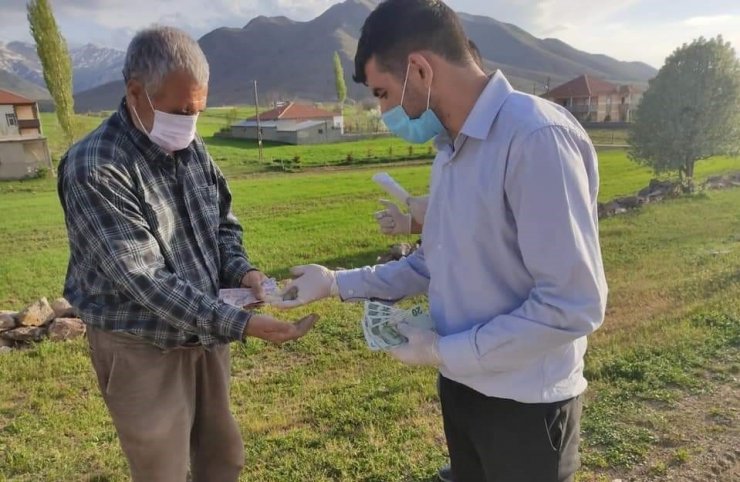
[275,1,608,481]
[58,27,316,481]
[374,39,483,238]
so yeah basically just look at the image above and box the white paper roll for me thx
[372,172,411,204]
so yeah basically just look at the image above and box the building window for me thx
[6,113,17,126]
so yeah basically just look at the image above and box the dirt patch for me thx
[607,376,739,481]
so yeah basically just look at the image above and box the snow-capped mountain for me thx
[0,41,125,94]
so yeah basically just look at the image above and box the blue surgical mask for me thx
[381,63,444,144]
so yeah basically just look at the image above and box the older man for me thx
[57,27,316,481]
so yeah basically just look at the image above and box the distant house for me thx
[229,102,344,145]
[0,89,52,180]
[542,75,643,123]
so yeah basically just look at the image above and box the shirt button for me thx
[348,289,355,296]
[437,244,443,250]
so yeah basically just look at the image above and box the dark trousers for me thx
[439,375,582,482]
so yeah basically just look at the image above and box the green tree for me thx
[629,36,740,187]
[333,51,347,107]
[224,107,239,129]
[28,0,75,152]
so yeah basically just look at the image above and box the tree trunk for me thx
[684,158,696,193]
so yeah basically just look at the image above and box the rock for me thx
[613,196,645,210]
[705,175,725,184]
[51,297,76,318]
[0,311,17,331]
[0,346,13,354]
[389,243,414,259]
[48,318,86,342]
[703,172,740,190]
[0,337,13,348]
[16,297,55,327]
[376,242,420,264]
[601,201,627,218]
[0,326,46,342]
[281,286,299,302]
[638,178,682,198]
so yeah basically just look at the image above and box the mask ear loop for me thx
[130,87,156,133]
[425,67,434,111]
[400,62,412,109]
[144,89,155,112]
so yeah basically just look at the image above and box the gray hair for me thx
[122,26,209,93]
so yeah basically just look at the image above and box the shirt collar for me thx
[458,70,514,141]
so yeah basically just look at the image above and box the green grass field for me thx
[1,114,738,480]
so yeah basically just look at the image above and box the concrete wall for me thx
[14,105,34,120]
[0,138,51,180]
[0,105,18,138]
[293,125,343,145]
[229,123,344,145]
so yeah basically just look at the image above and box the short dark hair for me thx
[468,39,483,68]
[353,0,470,84]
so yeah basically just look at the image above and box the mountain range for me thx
[0,41,124,102]
[0,0,657,112]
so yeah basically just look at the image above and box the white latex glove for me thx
[406,195,429,225]
[374,199,412,235]
[389,322,442,367]
[272,264,339,309]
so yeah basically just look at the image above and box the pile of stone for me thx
[376,241,421,264]
[598,179,684,219]
[598,172,740,219]
[703,172,740,190]
[0,297,85,353]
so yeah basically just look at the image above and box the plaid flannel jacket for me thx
[58,99,253,348]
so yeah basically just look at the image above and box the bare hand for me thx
[244,313,319,345]
[241,270,268,302]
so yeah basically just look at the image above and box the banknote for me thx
[361,301,433,351]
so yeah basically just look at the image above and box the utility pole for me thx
[253,80,263,163]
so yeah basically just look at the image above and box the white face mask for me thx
[131,90,198,152]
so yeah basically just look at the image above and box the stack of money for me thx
[361,300,434,351]
[219,278,298,309]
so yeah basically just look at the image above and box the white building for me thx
[0,88,52,180]
[230,102,344,145]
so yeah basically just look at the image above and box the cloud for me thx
[0,0,337,48]
[683,14,738,27]
[528,0,641,37]
[451,0,739,67]
[1,0,739,67]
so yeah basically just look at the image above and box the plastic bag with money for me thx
[219,278,299,309]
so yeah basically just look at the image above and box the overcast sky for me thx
[0,0,739,67]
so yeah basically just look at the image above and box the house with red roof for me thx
[0,88,52,179]
[229,101,344,145]
[542,75,644,123]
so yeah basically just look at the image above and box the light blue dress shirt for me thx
[336,72,608,403]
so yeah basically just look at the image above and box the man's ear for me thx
[126,79,143,103]
[407,52,433,86]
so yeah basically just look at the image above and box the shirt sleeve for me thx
[335,246,431,302]
[212,161,254,287]
[61,164,251,341]
[438,125,608,376]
